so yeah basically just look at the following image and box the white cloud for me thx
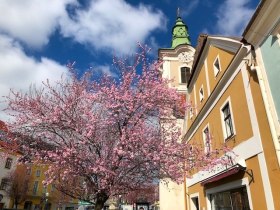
[0,0,166,120]
[214,0,255,35]
[93,65,117,77]
[181,0,199,17]
[59,0,166,54]
[0,0,75,48]
[0,0,165,54]
[0,35,69,121]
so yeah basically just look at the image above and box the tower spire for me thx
[171,12,191,48]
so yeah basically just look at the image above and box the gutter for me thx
[242,0,266,37]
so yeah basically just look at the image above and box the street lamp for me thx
[45,192,49,202]
[41,192,49,210]
[45,192,49,210]
[118,195,123,210]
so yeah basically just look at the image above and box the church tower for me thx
[158,12,195,94]
[158,12,195,210]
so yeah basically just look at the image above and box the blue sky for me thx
[0,0,260,120]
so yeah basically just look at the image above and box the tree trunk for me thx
[94,192,109,210]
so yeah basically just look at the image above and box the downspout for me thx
[184,167,190,210]
[184,175,187,210]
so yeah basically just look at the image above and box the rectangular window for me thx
[199,86,204,102]
[213,56,221,77]
[33,181,39,195]
[180,67,190,84]
[36,170,41,177]
[203,126,211,154]
[0,178,8,190]
[189,107,193,119]
[210,187,250,210]
[5,158,12,169]
[222,103,234,139]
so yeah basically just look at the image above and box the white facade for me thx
[159,179,185,210]
[159,44,195,210]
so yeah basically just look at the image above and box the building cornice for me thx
[158,44,195,59]
[243,0,280,46]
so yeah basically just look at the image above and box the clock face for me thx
[178,52,194,63]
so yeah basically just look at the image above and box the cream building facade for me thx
[158,16,195,210]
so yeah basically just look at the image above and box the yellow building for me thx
[158,2,280,209]
[16,164,78,210]
[184,32,280,209]
[1,120,78,210]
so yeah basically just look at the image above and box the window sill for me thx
[224,134,235,141]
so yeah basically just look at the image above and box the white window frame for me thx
[220,97,236,141]
[190,192,200,210]
[205,178,253,210]
[199,85,204,102]
[202,124,211,154]
[213,55,221,77]
[189,106,194,119]
[193,84,198,115]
